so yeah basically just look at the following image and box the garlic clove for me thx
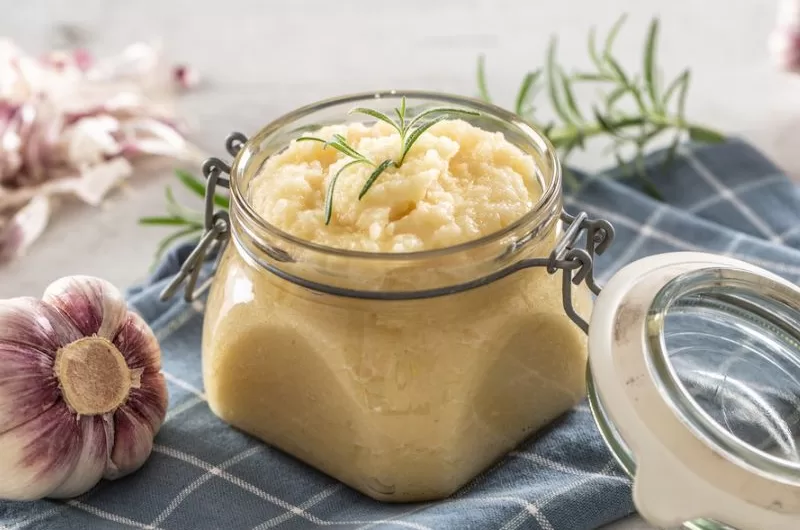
[0,296,82,354]
[105,374,166,480]
[0,342,60,435]
[0,402,82,501]
[112,311,163,374]
[127,370,169,433]
[43,275,127,339]
[48,415,111,499]
[0,297,80,434]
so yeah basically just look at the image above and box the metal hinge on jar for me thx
[547,210,614,332]
[160,132,248,302]
[160,131,615,335]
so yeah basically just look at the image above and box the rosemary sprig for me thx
[298,98,478,224]
[478,15,725,198]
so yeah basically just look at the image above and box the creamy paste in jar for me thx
[202,119,590,502]
[248,120,539,252]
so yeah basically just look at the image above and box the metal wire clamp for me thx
[160,132,246,302]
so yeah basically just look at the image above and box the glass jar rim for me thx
[228,90,562,262]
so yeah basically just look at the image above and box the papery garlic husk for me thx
[0,276,168,500]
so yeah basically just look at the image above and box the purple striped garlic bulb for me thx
[0,276,168,500]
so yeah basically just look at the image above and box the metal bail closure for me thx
[160,132,248,302]
[551,210,615,333]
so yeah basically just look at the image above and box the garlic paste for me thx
[202,119,590,501]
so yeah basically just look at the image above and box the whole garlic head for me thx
[0,276,168,500]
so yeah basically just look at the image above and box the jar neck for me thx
[229,193,563,297]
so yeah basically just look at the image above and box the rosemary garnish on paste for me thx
[297,98,478,224]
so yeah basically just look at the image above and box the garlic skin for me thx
[0,276,168,501]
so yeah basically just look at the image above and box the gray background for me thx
[2,1,799,528]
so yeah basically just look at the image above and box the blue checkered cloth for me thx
[3,138,800,530]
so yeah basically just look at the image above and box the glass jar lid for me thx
[589,252,800,530]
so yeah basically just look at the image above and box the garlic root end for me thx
[54,336,133,416]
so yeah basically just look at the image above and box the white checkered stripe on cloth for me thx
[3,138,800,530]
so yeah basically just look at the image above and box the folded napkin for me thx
[3,138,800,530]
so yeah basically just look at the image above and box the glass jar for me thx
[199,92,593,502]
[168,91,800,528]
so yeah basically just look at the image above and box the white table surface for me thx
[2,1,799,528]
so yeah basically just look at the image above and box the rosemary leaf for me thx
[639,125,668,146]
[573,72,612,82]
[634,150,664,200]
[604,55,629,85]
[592,107,614,134]
[405,107,479,133]
[329,133,360,156]
[515,70,542,116]
[605,86,627,109]
[592,108,648,138]
[560,68,584,121]
[164,185,180,212]
[395,96,407,133]
[613,152,655,196]
[398,115,452,165]
[547,39,574,125]
[477,55,492,102]
[610,117,649,134]
[606,56,647,115]
[350,107,402,134]
[677,70,692,121]
[298,135,373,165]
[139,216,192,226]
[604,14,628,58]
[661,133,682,171]
[643,19,661,111]
[687,126,725,143]
[324,159,364,225]
[215,193,230,209]
[561,133,584,161]
[295,136,326,145]
[574,129,586,150]
[662,69,689,109]
[175,169,206,198]
[358,159,395,200]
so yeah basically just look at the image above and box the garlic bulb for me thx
[0,276,168,500]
